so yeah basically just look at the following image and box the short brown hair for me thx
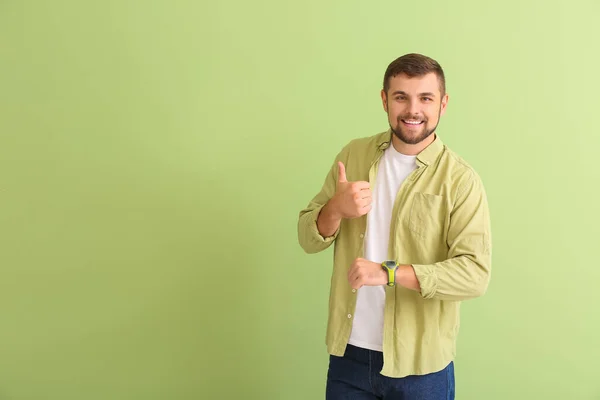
[383,53,446,96]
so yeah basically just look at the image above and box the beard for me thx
[389,107,441,145]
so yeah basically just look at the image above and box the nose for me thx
[408,100,420,116]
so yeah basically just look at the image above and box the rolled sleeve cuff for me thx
[412,264,438,299]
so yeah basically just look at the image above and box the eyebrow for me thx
[391,91,436,97]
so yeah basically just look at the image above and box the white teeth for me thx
[403,120,422,125]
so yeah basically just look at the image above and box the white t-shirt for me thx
[348,144,417,352]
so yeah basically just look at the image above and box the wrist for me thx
[380,268,389,286]
[381,261,399,286]
[325,196,343,221]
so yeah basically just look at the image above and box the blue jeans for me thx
[326,344,455,400]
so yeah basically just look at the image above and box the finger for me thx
[353,193,371,204]
[359,204,372,215]
[352,274,363,290]
[348,265,357,283]
[349,265,365,286]
[358,195,372,206]
[355,190,371,200]
[360,188,372,197]
[352,181,370,191]
[357,197,371,208]
[348,270,357,288]
[348,264,360,285]
[337,162,347,183]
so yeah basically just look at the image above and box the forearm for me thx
[297,202,339,254]
[396,265,421,291]
[316,197,342,238]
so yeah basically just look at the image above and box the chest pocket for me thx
[408,192,446,239]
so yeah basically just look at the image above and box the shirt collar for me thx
[376,129,444,166]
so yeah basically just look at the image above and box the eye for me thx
[422,97,432,102]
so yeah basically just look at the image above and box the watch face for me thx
[383,261,395,268]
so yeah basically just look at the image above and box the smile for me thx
[401,119,424,126]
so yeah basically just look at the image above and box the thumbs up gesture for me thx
[332,162,373,219]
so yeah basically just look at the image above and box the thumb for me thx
[337,162,347,183]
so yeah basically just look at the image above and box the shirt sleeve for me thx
[412,171,492,301]
[297,151,344,254]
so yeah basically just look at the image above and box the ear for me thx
[440,93,449,116]
[381,89,388,111]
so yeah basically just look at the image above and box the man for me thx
[297,53,492,400]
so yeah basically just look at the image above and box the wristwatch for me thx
[381,261,399,287]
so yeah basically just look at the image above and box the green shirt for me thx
[297,129,492,378]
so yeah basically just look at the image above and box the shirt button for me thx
[359,233,364,239]
[352,289,356,293]
[347,314,352,319]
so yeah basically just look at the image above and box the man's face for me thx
[381,73,449,145]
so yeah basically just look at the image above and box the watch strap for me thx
[381,261,398,287]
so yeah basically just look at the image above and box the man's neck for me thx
[391,133,436,156]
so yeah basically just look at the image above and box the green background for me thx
[1,1,599,399]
